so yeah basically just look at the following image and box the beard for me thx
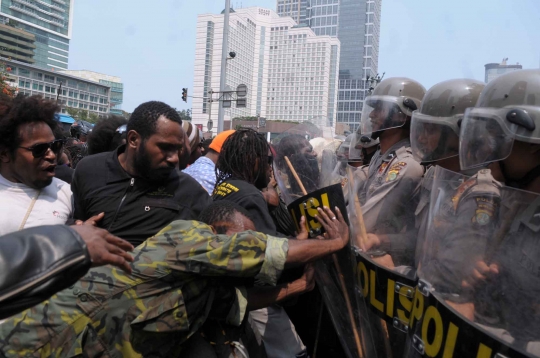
[133,144,172,184]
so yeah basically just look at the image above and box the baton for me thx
[346,166,369,249]
[284,156,365,358]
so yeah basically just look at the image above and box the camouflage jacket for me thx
[0,220,288,357]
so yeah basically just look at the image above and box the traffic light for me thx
[182,88,188,102]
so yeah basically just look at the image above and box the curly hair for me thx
[198,200,253,234]
[87,115,128,154]
[0,94,59,155]
[127,101,182,141]
[215,128,269,187]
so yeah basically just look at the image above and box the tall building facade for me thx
[192,7,340,134]
[0,19,36,64]
[277,0,381,131]
[59,70,123,115]
[485,58,522,83]
[0,0,74,70]
[4,58,111,115]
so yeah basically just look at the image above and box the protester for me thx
[213,128,309,358]
[214,128,279,235]
[0,224,134,320]
[0,202,349,357]
[183,129,234,194]
[201,135,213,155]
[71,100,211,246]
[0,94,72,235]
[182,120,202,165]
[87,115,128,154]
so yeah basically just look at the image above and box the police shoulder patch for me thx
[472,197,498,226]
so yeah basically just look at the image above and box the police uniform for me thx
[419,168,502,298]
[0,220,288,357]
[359,138,424,266]
[475,192,540,355]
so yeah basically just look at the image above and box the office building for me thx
[0,0,74,70]
[277,0,382,131]
[192,7,340,134]
[485,58,523,83]
[5,58,111,115]
[59,70,123,115]
[0,19,36,64]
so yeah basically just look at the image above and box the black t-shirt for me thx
[213,179,279,236]
[72,146,211,246]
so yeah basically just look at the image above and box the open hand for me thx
[315,206,349,249]
[71,225,134,274]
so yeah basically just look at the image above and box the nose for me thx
[166,151,179,167]
[43,147,57,162]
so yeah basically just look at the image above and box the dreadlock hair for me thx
[87,115,128,154]
[127,101,182,141]
[215,128,270,187]
[0,94,59,156]
[198,200,253,234]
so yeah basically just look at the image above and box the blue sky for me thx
[69,0,540,113]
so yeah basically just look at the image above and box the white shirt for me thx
[0,174,73,236]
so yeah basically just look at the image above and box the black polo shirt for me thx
[212,178,279,236]
[72,146,211,246]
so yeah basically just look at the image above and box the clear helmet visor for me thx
[347,132,363,162]
[410,112,460,163]
[360,96,408,135]
[459,108,516,171]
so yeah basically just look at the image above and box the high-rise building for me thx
[5,58,111,116]
[0,0,74,70]
[485,58,522,83]
[276,0,308,25]
[59,70,123,115]
[0,19,36,64]
[277,0,382,131]
[192,7,340,134]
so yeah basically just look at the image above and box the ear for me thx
[126,130,140,149]
[0,148,11,163]
[209,225,217,235]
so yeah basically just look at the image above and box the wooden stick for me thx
[284,155,364,358]
[284,156,308,195]
[346,166,368,249]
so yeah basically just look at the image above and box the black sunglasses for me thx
[19,139,66,158]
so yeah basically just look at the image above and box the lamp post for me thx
[217,0,231,133]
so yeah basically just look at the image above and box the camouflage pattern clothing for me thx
[0,220,289,357]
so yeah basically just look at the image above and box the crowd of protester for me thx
[1,68,540,357]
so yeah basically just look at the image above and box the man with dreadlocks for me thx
[212,128,309,358]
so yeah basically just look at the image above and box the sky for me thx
[69,0,540,113]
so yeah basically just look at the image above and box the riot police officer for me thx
[458,69,540,354]
[357,77,425,267]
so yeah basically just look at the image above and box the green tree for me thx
[176,109,192,122]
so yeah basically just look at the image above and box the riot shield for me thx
[346,148,423,357]
[405,166,540,358]
[272,124,367,358]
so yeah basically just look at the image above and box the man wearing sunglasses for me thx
[0,95,73,235]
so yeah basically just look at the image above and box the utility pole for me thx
[217,0,231,133]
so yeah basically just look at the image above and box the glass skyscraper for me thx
[277,0,381,131]
[0,0,74,70]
